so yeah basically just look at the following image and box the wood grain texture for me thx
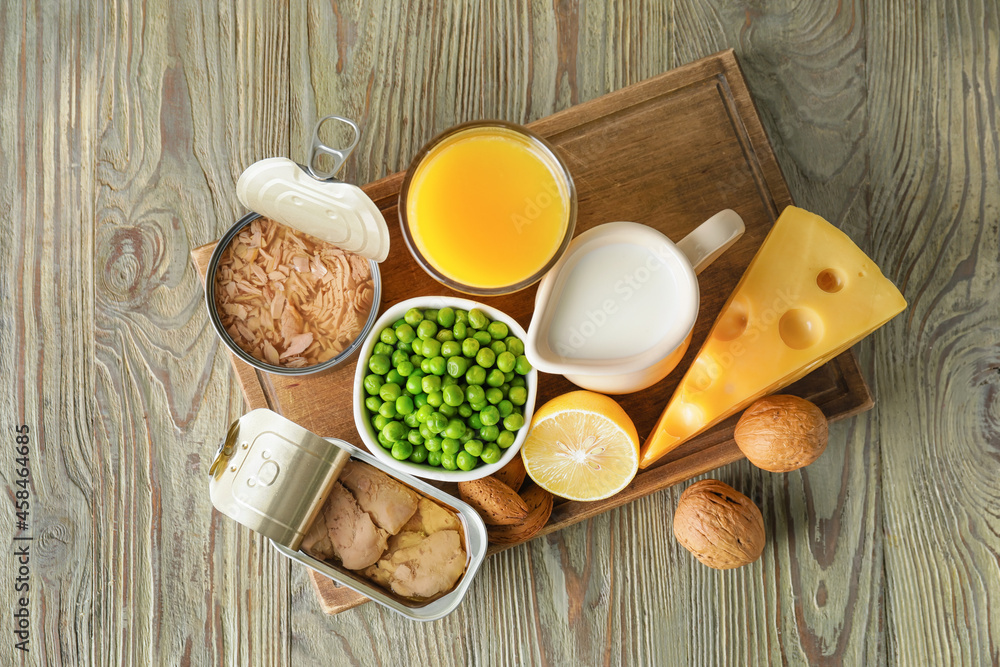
[3,0,998,665]
[866,1,1000,664]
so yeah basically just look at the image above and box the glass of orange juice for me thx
[399,121,577,295]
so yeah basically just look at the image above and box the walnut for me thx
[673,480,765,569]
[734,395,828,472]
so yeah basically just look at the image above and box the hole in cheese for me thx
[779,308,824,350]
[714,298,749,341]
[817,268,845,293]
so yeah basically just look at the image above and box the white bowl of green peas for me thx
[353,296,537,482]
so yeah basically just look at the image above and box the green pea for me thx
[427,412,448,434]
[443,418,467,440]
[404,413,420,429]
[424,436,442,452]
[509,386,528,406]
[414,392,429,408]
[496,351,516,373]
[417,320,438,340]
[373,342,393,356]
[404,308,423,326]
[488,321,508,340]
[423,309,439,322]
[461,338,480,357]
[373,414,388,431]
[470,401,487,412]
[396,361,414,377]
[382,421,405,442]
[504,337,525,356]
[441,341,462,358]
[465,366,486,386]
[497,430,516,449]
[503,413,525,431]
[392,318,407,328]
[395,323,416,343]
[407,429,424,445]
[498,399,514,418]
[428,450,443,467]
[441,452,458,470]
[377,432,392,449]
[368,354,390,376]
[515,355,532,375]
[396,341,411,352]
[469,413,484,430]
[379,383,401,402]
[503,372,515,383]
[486,387,503,405]
[378,402,397,419]
[437,404,455,418]
[463,439,484,457]
[379,327,397,345]
[479,425,499,442]
[473,331,492,346]
[418,423,432,439]
[456,451,477,471]
[436,330,454,344]
[428,356,447,376]
[480,406,500,426]
[363,374,384,395]
[443,385,464,407]
[388,350,405,368]
[468,308,489,330]
[409,445,428,464]
[427,391,443,407]
[486,369,505,387]
[421,375,442,394]
[481,442,502,464]
[420,358,433,374]
[458,404,473,418]
[465,385,484,404]
[441,438,461,455]
[459,429,474,444]
[490,340,507,356]
[364,396,382,412]
[421,338,442,358]
[510,376,526,387]
[454,309,469,324]
[385,369,404,385]
[453,321,468,340]
[395,395,414,415]
[391,441,413,461]
[405,374,423,395]
[446,356,469,378]
[442,374,458,387]
[437,307,456,327]
[416,404,434,422]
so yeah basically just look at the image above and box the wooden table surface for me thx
[2,1,997,665]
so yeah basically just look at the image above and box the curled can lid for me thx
[235,116,390,262]
[208,409,351,550]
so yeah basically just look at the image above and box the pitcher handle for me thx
[675,209,745,275]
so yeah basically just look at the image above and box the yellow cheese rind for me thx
[639,206,906,469]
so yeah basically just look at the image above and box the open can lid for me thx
[208,409,351,551]
[235,116,390,262]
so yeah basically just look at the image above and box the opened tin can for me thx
[209,409,489,621]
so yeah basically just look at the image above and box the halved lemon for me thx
[521,391,639,501]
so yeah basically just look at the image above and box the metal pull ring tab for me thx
[307,115,361,181]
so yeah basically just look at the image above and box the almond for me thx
[491,456,527,492]
[487,484,554,545]
[457,477,530,526]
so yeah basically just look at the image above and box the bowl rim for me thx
[353,296,537,482]
[205,211,382,376]
[397,120,578,296]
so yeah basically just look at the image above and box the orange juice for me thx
[404,126,572,291]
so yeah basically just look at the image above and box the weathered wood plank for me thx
[867,1,1000,664]
[88,1,290,664]
[0,1,98,664]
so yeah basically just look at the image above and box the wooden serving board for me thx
[192,49,873,616]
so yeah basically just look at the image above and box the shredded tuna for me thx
[214,217,375,368]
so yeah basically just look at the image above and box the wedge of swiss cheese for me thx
[639,206,906,469]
